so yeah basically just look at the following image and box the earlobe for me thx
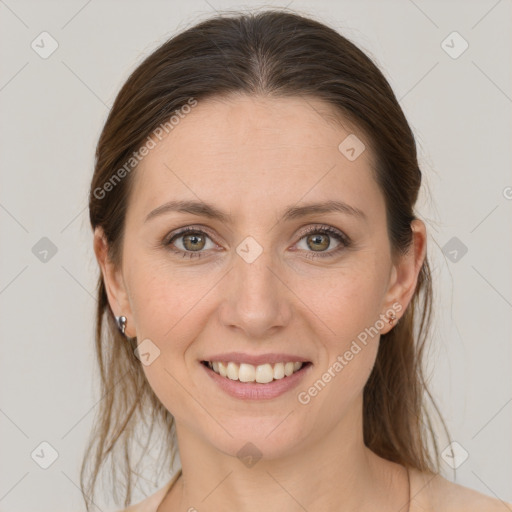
[93,227,135,337]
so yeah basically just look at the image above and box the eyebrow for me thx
[144,199,367,224]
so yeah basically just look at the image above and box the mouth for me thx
[201,360,312,384]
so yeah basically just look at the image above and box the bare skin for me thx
[94,95,509,512]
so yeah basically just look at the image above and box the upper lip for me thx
[201,352,311,366]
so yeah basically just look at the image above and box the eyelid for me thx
[164,225,220,245]
[296,224,351,245]
[164,223,351,259]
[165,223,349,242]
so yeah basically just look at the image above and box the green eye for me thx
[164,224,350,260]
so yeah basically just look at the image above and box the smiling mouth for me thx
[201,360,312,384]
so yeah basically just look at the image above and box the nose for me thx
[217,244,292,339]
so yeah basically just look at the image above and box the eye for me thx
[163,224,351,260]
[164,227,217,259]
[294,225,350,259]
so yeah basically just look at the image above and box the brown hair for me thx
[83,8,449,509]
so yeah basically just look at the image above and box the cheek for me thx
[299,278,382,416]
[312,342,379,422]
[128,259,212,342]
[297,263,385,395]
[140,358,197,427]
[131,265,203,415]
[304,263,386,342]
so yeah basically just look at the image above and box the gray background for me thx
[0,0,511,510]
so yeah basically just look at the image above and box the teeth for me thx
[206,360,305,383]
[239,363,256,382]
[255,363,274,384]
[218,361,227,377]
[227,362,238,380]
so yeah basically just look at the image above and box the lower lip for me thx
[201,362,312,400]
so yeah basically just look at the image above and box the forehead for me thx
[129,94,383,224]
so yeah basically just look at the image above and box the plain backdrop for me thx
[0,0,511,510]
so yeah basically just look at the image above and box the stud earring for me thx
[115,315,127,336]
[387,312,397,325]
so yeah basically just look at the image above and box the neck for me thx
[162,395,409,512]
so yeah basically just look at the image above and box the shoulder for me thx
[115,471,180,512]
[409,467,512,512]
[116,490,165,512]
[115,491,162,512]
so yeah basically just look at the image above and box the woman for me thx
[83,9,509,512]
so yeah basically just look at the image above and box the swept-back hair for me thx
[84,9,449,509]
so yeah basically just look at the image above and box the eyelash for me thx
[163,225,351,260]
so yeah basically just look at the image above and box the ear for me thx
[93,226,136,338]
[380,219,427,335]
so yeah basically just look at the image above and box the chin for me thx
[201,415,311,462]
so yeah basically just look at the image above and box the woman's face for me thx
[96,94,424,459]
